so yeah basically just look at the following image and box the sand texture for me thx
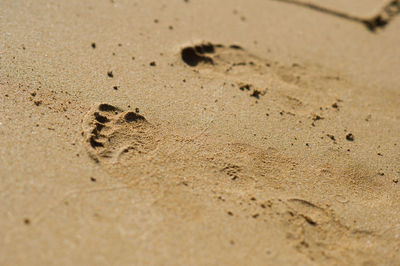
[1,0,400,265]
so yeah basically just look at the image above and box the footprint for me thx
[81,103,157,164]
[180,42,270,99]
[179,41,347,115]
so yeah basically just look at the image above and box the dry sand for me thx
[1,0,400,265]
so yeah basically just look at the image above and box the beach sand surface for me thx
[1,0,400,265]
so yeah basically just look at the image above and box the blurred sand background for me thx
[1,0,400,265]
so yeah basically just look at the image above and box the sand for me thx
[1,0,400,265]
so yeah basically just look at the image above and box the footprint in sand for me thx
[179,41,348,115]
[80,104,294,189]
[81,103,158,164]
[80,104,386,263]
[180,42,270,99]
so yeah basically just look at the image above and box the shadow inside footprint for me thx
[124,112,145,122]
[181,46,214,67]
[98,103,122,112]
[94,112,110,123]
